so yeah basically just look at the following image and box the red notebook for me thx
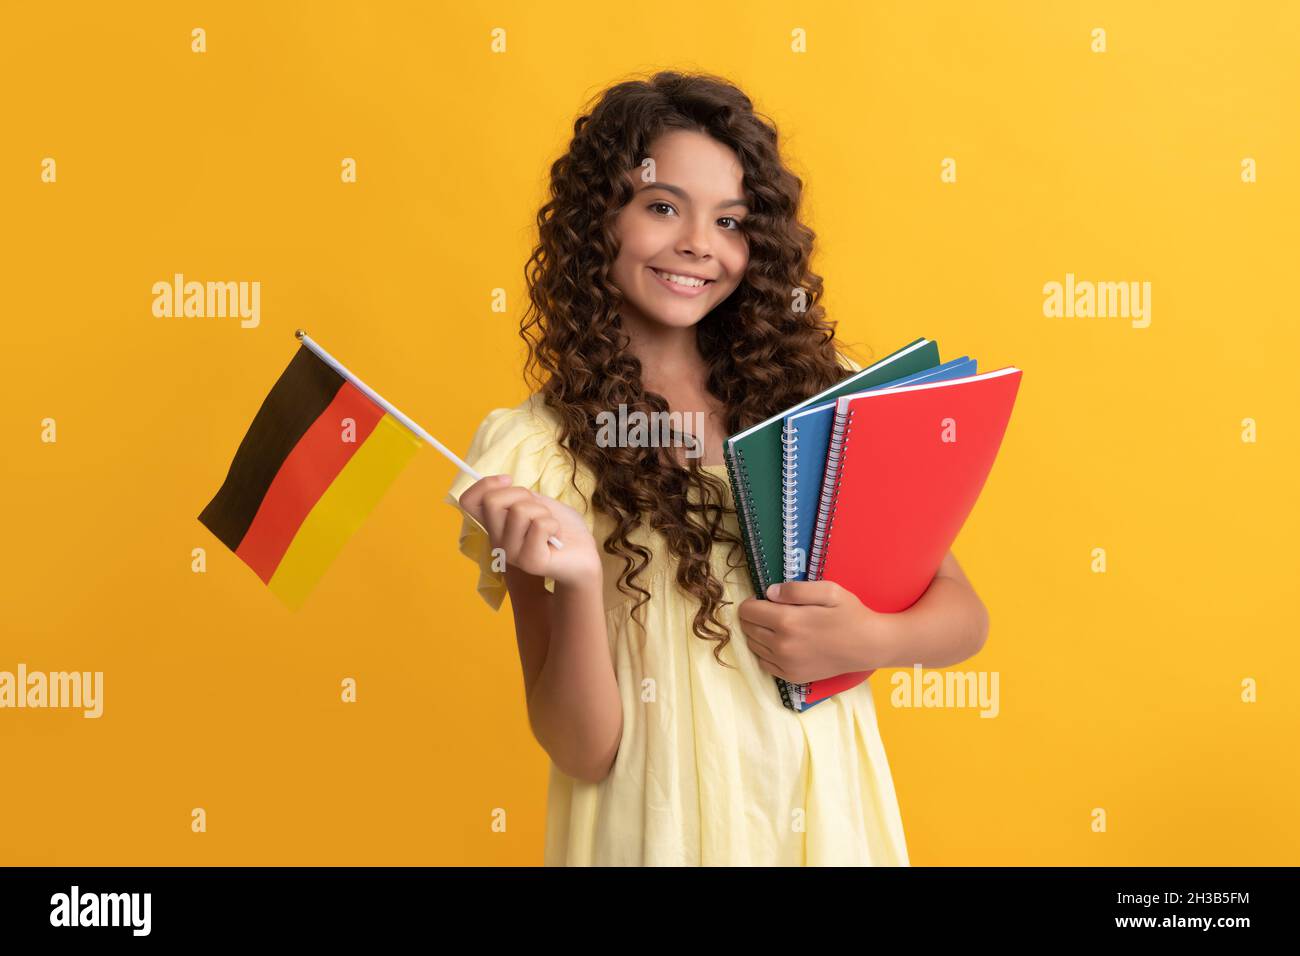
[799,367,1023,710]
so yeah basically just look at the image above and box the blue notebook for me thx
[780,357,978,582]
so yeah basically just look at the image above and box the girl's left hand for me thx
[736,581,898,684]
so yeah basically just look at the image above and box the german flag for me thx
[199,345,422,610]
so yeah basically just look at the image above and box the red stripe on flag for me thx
[234,381,386,583]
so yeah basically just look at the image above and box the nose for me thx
[674,211,714,261]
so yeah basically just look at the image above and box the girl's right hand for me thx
[457,475,602,587]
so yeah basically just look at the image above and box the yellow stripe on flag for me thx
[267,414,421,610]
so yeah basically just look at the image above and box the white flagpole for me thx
[294,329,563,550]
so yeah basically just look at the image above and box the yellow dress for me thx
[445,392,911,867]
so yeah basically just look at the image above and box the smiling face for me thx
[609,129,751,332]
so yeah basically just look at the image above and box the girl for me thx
[447,71,990,866]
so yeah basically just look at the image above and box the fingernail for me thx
[766,584,781,600]
[492,474,511,483]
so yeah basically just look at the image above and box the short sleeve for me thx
[443,398,587,612]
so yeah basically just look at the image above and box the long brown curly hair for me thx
[520,70,861,668]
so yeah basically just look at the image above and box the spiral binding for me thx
[780,421,801,582]
[725,447,800,711]
[724,448,769,600]
[781,405,858,711]
[806,405,856,582]
[776,423,805,713]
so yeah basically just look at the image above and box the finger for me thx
[521,491,562,525]
[521,514,560,568]
[739,628,779,667]
[501,500,551,557]
[751,649,794,681]
[737,613,779,643]
[737,597,787,632]
[479,487,539,543]
[766,580,841,607]
[739,623,778,660]
[459,474,512,520]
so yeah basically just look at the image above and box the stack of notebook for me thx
[722,337,1022,712]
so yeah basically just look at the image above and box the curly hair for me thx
[520,70,860,668]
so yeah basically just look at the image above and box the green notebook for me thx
[723,337,942,601]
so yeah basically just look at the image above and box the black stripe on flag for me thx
[198,345,346,552]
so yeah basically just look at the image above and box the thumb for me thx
[766,580,840,606]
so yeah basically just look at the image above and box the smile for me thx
[650,267,715,296]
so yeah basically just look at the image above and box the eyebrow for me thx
[640,181,750,210]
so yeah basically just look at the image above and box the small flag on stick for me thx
[200,330,563,610]
[198,337,422,610]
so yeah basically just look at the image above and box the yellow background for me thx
[2,1,1296,865]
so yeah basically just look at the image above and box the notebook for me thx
[781,357,978,583]
[722,337,941,712]
[789,366,1023,711]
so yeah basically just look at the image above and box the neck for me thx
[620,313,707,393]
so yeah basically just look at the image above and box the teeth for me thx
[654,269,709,288]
